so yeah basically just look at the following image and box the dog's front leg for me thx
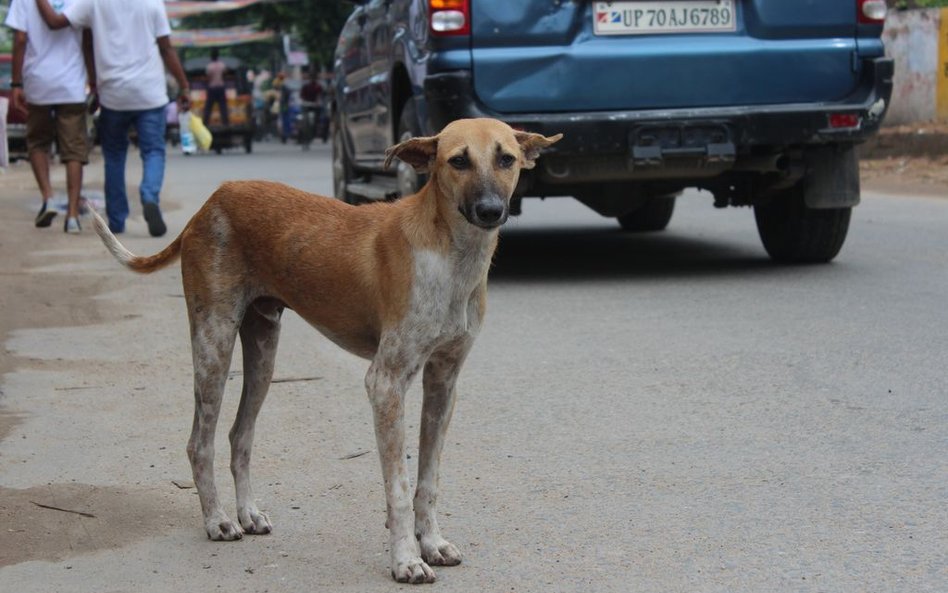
[414,342,471,567]
[365,359,435,584]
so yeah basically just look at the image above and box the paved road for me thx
[1,141,946,592]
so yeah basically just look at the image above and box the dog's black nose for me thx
[474,200,505,224]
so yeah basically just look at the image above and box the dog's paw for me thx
[205,515,243,541]
[391,557,436,584]
[419,536,462,566]
[390,536,436,584]
[238,507,272,535]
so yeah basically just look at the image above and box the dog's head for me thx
[383,118,562,230]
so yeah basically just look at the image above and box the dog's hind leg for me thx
[414,341,471,567]
[187,302,243,541]
[230,299,283,535]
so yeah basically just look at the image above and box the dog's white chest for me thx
[406,249,482,343]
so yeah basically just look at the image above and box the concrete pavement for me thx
[1,141,946,592]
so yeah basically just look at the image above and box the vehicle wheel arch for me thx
[390,62,419,142]
[331,104,358,204]
[330,100,355,165]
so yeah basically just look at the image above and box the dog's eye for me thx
[498,154,517,169]
[448,155,469,169]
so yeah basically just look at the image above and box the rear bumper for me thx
[424,56,893,166]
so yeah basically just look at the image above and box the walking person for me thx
[203,48,229,128]
[272,72,293,144]
[35,0,190,237]
[5,0,93,233]
[300,67,327,144]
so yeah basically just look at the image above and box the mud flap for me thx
[804,145,860,209]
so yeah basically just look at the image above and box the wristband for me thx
[10,82,23,88]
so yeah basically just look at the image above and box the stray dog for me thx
[89,118,561,583]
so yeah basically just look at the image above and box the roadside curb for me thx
[859,125,948,160]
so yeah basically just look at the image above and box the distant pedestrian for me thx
[272,72,293,143]
[35,0,190,237]
[4,0,93,233]
[203,48,229,127]
[300,67,327,143]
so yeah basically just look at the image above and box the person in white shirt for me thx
[35,0,190,237]
[4,0,93,233]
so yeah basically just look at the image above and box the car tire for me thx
[395,97,426,198]
[332,111,356,203]
[754,186,851,263]
[616,195,676,232]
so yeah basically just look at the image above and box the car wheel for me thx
[617,195,677,232]
[395,97,426,198]
[754,186,851,263]
[332,112,355,203]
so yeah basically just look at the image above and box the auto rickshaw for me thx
[179,56,255,154]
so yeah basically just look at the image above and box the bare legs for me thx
[29,150,83,223]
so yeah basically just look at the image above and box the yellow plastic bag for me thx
[189,113,213,151]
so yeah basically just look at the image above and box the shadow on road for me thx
[491,226,774,283]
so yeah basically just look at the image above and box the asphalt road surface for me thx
[1,140,945,592]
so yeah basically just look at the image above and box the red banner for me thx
[170,25,275,48]
[165,0,270,20]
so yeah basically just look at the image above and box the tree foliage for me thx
[256,0,350,68]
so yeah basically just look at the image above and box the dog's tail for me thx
[89,206,182,274]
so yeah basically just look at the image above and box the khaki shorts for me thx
[26,102,90,164]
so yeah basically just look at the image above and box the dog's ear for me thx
[515,132,563,170]
[384,135,438,173]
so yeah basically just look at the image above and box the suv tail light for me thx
[430,0,470,36]
[828,113,861,130]
[858,0,886,24]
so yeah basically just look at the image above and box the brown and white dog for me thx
[89,118,561,583]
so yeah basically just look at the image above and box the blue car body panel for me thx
[469,2,861,113]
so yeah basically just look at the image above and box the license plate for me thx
[593,1,736,35]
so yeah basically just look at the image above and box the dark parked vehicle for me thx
[331,0,893,262]
[1,53,28,161]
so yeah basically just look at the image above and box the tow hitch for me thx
[630,124,736,169]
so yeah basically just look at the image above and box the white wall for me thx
[883,9,941,125]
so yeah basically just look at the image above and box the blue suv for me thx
[332,0,892,262]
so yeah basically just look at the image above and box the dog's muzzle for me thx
[461,194,508,229]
